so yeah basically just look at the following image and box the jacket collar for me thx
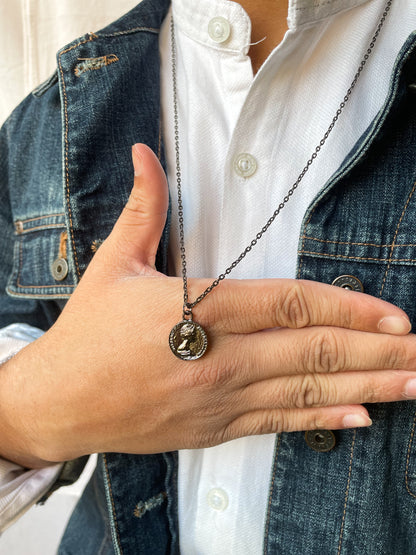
[94,0,170,37]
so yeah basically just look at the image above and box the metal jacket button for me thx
[51,258,68,281]
[305,429,336,452]
[331,274,364,292]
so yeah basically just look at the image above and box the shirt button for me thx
[51,258,68,281]
[208,17,231,44]
[207,488,229,511]
[234,153,257,178]
[305,429,336,452]
[331,274,364,292]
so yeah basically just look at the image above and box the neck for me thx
[238,0,289,73]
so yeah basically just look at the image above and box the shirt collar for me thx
[172,0,252,52]
[288,0,371,28]
[172,0,372,53]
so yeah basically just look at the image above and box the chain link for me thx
[170,0,392,315]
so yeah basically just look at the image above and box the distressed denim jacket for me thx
[1,0,416,553]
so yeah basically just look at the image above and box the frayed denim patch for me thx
[75,54,119,76]
[133,492,167,519]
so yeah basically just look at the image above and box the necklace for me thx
[168,0,393,361]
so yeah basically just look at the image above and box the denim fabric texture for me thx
[58,462,114,555]
[1,0,416,552]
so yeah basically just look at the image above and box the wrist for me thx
[0,341,71,468]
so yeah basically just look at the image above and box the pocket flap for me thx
[7,214,76,299]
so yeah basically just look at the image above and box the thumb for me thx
[109,143,169,272]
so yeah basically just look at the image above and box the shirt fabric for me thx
[0,0,415,551]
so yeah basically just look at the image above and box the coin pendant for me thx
[169,320,208,360]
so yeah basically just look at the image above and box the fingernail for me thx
[132,144,142,176]
[404,378,416,399]
[378,316,411,335]
[342,413,372,428]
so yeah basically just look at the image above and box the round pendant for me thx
[169,320,208,360]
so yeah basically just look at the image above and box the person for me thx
[1,0,416,552]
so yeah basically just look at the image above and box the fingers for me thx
[233,369,416,416]
[107,143,169,271]
[219,327,416,385]
[220,405,372,442]
[199,278,411,335]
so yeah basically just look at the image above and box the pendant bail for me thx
[183,303,193,321]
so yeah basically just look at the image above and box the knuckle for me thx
[303,413,327,431]
[186,428,217,449]
[202,290,226,330]
[378,340,408,370]
[360,382,381,404]
[183,357,235,390]
[235,410,328,436]
[360,376,398,404]
[203,282,247,332]
[284,411,325,433]
[338,299,354,328]
[216,423,234,444]
[260,411,286,434]
[219,412,281,441]
[279,282,312,328]
[290,375,329,409]
[305,328,346,373]
[125,188,145,214]
[243,411,286,435]
[224,407,333,438]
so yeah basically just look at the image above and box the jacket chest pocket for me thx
[7,213,76,299]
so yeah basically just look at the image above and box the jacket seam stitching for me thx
[405,411,416,498]
[97,27,160,38]
[297,250,416,263]
[337,430,357,555]
[6,288,72,298]
[16,223,66,234]
[58,37,95,280]
[300,235,416,248]
[14,284,75,289]
[297,207,318,278]
[102,454,123,554]
[15,213,65,224]
[263,433,282,554]
[379,179,416,297]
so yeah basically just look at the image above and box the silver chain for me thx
[170,0,392,320]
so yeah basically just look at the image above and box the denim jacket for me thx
[1,0,416,553]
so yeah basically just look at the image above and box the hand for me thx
[1,144,415,468]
